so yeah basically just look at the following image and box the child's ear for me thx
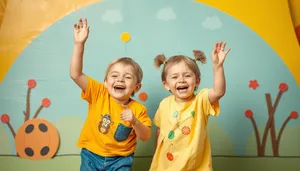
[134,83,142,93]
[104,80,108,88]
[196,77,200,87]
[163,81,170,91]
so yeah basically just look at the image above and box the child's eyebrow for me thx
[124,72,133,76]
[109,71,134,76]
[109,71,119,74]
[170,72,191,76]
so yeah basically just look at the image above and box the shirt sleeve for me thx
[136,106,152,127]
[81,76,106,104]
[198,88,220,116]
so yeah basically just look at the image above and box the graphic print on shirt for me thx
[166,110,195,161]
[98,114,113,134]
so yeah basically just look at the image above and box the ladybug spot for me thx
[40,146,50,156]
[39,123,48,132]
[25,124,34,134]
[25,147,34,157]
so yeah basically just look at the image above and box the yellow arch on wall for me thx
[196,0,300,86]
[0,0,300,86]
[0,0,102,84]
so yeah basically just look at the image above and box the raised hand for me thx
[120,105,137,126]
[211,41,231,67]
[73,18,89,44]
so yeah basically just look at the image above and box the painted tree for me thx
[1,79,51,138]
[245,81,298,157]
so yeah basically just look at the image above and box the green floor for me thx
[1,156,299,171]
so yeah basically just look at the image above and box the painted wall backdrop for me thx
[0,0,299,170]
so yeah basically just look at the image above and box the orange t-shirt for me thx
[76,76,152,156]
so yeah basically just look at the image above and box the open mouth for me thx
[176,86,188,93]
[114,85,126,91]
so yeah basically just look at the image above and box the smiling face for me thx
[104,62,141,104]
[163,61,200,103]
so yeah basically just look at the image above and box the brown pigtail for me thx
[154,54,167,68]
[193,50,206,64]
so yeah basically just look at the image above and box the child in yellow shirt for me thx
[150,42,231,171]
[70,18,152,171]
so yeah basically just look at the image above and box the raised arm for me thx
[208,41,231,104]
[70,18,89,91]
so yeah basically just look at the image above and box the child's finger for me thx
[84,18,88,28]
[225,48,231,55]
[212,43,218,52]
[79,18,83,28]
[218,41,222,50]
[120,111,125,118]
[221,42,226,51]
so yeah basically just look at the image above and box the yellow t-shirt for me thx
[76,76,152,156]
[150,88,220,171]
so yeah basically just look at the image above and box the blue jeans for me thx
[80,148,134,171]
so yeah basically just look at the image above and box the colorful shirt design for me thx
[150,88,220,171]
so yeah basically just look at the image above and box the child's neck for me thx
[115,98,131,106]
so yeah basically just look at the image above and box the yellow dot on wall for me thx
[120,32,131,43]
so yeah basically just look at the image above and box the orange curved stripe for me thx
[295,25,300,44]
[195,0,300,86]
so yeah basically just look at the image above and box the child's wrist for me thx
[131,117,139,126]
[213,64,223,70]
[74,42,85,46]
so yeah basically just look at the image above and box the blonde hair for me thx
[104,57,143,84]
[154,50,206,81]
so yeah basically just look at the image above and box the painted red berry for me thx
[290,111,298,119]
[279,83,288,92]
[138,92,148,101]
[245,110,253,118]
[1,114,10,123]
[27,79,37,88]
[42,98,51,107]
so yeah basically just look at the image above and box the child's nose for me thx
[178,77,185,82]
[115,76,123,82]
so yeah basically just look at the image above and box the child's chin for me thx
[176,94,193,100]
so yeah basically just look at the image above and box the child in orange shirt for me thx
[70,18,152,171]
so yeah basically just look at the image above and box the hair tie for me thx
[193,58,197,62]
[163,61,167,65]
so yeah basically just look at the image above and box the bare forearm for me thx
[209,65,226,103]
[70,43,88,90]
[213,65,226,96]
[70,43,85,78]
[133,121,151,141]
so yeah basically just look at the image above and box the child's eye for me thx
[125,77,132,79]
[111,75,118,78]
[171,76,177,79]
[185,75,191,77]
